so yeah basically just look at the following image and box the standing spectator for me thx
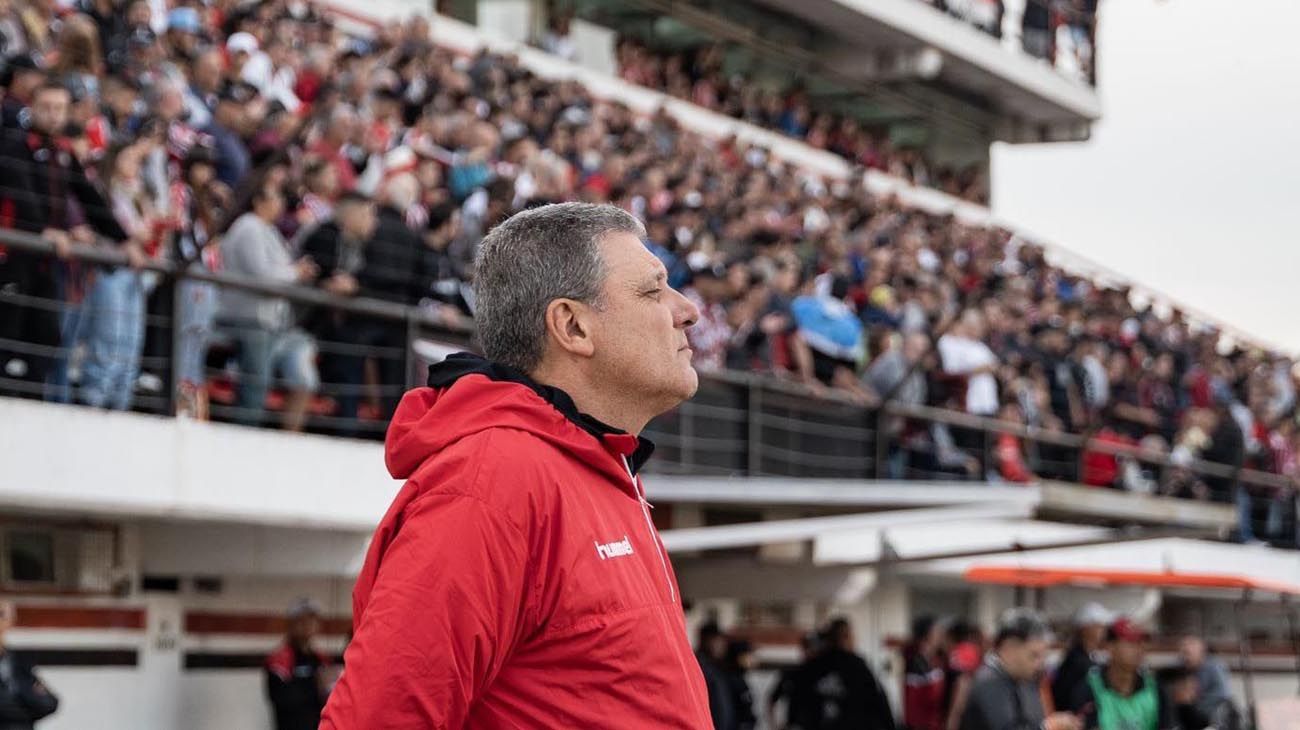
[170,143,227,419]
[1177,636,1237,727]
[77,139,157,411]
[943,620,984,730]
[722,639,758,730]
[1069,619,1174,730]
[938,310,999,417]
[791,617,896,730]
[903,615,948,730]
[767,632,816,730]
[265,598,333,730]
[299,191,412,429]
[1,53,46,129]
[218,181,320,431]
[1022,0,1053,59]
[0,600,59,729]
[960,608,1080,730]
[0,80,129,397]
[204,80,256,189]
[1051,602,1113,713]
[697,623,736,730]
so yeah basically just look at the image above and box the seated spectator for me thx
[994,400,1036,483]
[937,310,999,417]
[681,259,734,374]
[218,181,320,431]
[790,275,875,404]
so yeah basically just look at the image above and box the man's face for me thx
[1001,637,1049,681]
[588,231,699,412]
[1110,639,1145,671]
[339,202,377,239]
[30,88,70,135]
[194,53,223,92]
[1179,637,1205,667]
[289,614,320,644]
[14,69,44,99]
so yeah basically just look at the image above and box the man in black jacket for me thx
[299,191,414,429]
[790,617,896,730]
[0,80,130,395]
[265,598,332,730]
[1052,602,1113,713]
[0,600,59,730]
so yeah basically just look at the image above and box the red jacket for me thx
[321,355,713,729]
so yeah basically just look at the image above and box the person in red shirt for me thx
[321,203,711,728]
[995,400,1037,483]
[904,615,948,730]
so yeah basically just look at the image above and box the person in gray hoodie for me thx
[219,181,319,431]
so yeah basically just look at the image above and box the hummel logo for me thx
[595,535,635,560]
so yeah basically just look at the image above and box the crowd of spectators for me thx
[0,0,1291,543]
[613,37,989,204]
[703,606,1241,730]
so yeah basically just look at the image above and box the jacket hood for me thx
[385,352,655,486]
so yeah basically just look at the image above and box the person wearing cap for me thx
[265,598,333,730]
[1069,619,1174,730]
[1051,602,1113,713]
[960,608,1081,730]
[203,80,256,188]
[162,6,203,61]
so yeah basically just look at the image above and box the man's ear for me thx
[544,298,596,358]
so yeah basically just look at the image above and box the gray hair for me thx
[994,607,1050,646]
[474,202,645,372]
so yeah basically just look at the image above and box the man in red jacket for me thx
[321,202,712,728]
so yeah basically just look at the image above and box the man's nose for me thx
[670,288,699,329]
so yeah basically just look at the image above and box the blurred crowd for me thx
[699,606,1240,730]
[0,0,1291,543]
[920,0,1098,84]
[613,38,989,204]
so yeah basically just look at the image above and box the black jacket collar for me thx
[427,353,656,474]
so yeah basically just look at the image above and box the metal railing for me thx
[1,229,1292,509]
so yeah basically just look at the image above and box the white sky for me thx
[990,0,1300,351]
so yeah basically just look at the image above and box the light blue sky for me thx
[991,0,1300,351]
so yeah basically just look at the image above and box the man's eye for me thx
[645,288,663,298]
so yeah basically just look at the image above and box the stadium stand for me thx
[1,4,1299,729]
[0,0,1293,547]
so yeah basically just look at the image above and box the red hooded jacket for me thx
[320,354,713,729]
